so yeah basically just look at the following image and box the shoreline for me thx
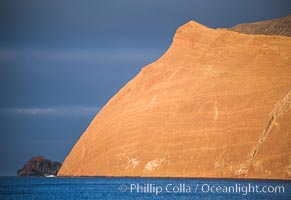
[2,175,288,182]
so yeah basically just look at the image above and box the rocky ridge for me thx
[227,14,291,36]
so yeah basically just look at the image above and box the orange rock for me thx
[58,20,291,179]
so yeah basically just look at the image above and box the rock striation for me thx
[227,14,291,36]
[58,18,291,179]
[17,156,62,177]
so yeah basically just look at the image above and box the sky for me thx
[0,0,290,176]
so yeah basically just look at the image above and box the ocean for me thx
[0,177,290,199]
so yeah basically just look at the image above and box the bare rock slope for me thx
[58,19,291,179]
[228,14,291,36]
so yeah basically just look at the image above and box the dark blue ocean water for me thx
[0,177,290,200]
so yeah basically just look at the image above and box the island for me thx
[17,156,62,177]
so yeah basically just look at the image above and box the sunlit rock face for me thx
[58,18,291,179]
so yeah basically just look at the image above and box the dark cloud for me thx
[1,0,290,48]
[0,48,164,108]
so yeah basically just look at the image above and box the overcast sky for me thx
[0,0,290,176]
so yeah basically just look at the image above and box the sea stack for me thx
[17,156,62,177]
[58,16,291,179]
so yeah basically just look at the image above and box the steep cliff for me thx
[58,19,291,179]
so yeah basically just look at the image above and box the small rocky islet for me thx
[17,156,62,177]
